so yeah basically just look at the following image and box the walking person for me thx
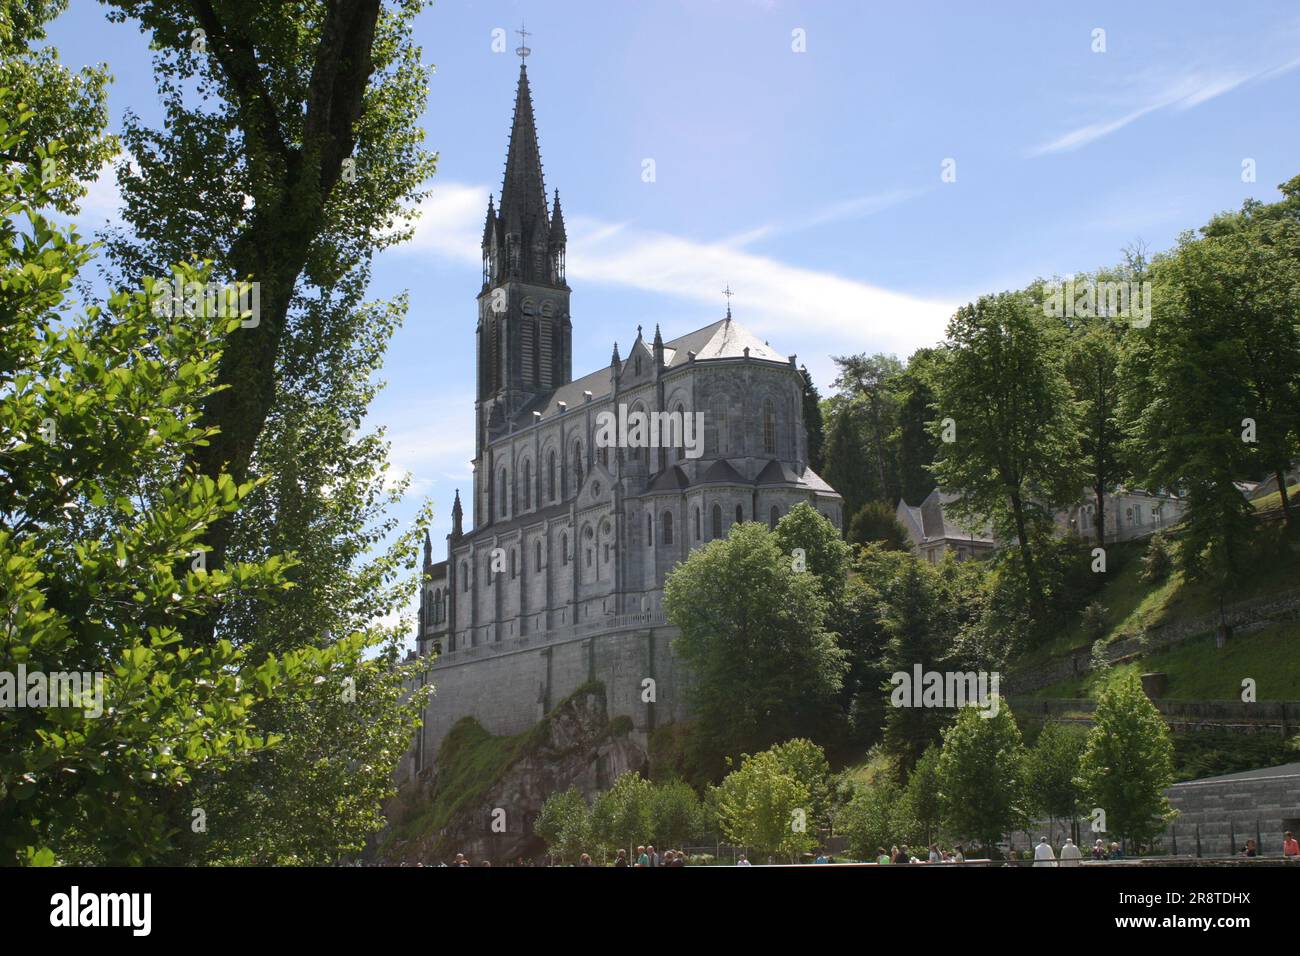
[1033,837,1057,867]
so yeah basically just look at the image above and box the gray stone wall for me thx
[409,621,686,778]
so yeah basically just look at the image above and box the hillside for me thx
[1013,518,1300,701]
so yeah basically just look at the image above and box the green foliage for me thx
[901,744,943,844]
[840,775,907,860]
[772,502,852,596]
[534,786,591,865]
[801,365,826,473]
[1173,731,1294,783]
[0,101,342,864]
[1024,722,1087,826]
[847,501,910,550]
[715,746,818,863]
[1076,671,1176,848]
[930,289,1084,616]
[664,520,847,779]
[591,771,654,859]
[1140,530,1174,584]
[936,702,1027,851]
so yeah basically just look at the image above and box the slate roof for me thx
[514,316,789,426]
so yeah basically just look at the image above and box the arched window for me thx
[510,548,517,579]
[694,506,701,541]
[763,399,775,454]
[498,468,508,518]
[573,441,584,488]
[770,505,780,529]
[712,504,722,540]
[460,561,469,592]
[584,526,594,568]
[662,510,674,545]
[635,354,642,375]
[547,452,557,502]
[736,504,744,525]
[523,459,532,510]
[432,588,441,623]
[561,532,568,565]
[646,513,653,546]
[535,539,542,572]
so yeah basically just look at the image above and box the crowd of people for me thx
[433,829,1300,866]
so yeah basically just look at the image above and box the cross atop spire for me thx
[515,23,531,62]
[722,283,735,319]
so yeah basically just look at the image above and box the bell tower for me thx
[476,48,571,472]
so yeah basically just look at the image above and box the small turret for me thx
[451,489,464,538]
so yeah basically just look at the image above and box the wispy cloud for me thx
[401,182,958,363]
[1030,56,1300,157]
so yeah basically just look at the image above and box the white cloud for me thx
[1030,57,1300,157]
[400,182,958,366]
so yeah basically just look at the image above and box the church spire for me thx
[499,63,549,248]
[451,489,464,538]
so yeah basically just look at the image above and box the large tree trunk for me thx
[1009,490,1044,615]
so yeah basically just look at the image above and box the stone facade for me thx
[404,63,841,777]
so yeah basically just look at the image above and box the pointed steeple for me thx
[653,323,664,366]
[611,340,621,370]
[550,189,566,243]
[499,64,549,245]
[422,528,432,565]
[482,194,496,245]
[451,489,464,538]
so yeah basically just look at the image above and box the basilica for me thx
[408,61,840,764]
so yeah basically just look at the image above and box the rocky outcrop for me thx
[382,683,646,865]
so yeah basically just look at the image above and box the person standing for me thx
[1284,831,1300,859]
[1033,837,1057,867]
[1059,838,1083,866]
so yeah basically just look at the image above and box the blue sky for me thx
[49,0,1300,634]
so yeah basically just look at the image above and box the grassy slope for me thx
[386,681,610,851]
[1024,520,1300,700]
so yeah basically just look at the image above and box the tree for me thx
[892,347,942,506]
[664,522,847,778]
[848,501,910,550]
[0,105,342,864]
[902,744,943,845]
[91,0,439,859]
[1203,190,1300,527]
[648,779,702,852]
[767,738,834,834]
[1024,722,1087,844]
[715,747,817,863]
[100,0,438,628]
[1064,321,1126,544]
[0,0,115,212]
[1076,672,1176,850]
[936,703,1027,853]
[1122,233,1256,592]
[772,501,851,601]
[591,772,653,860]
[879,560,952,775]
[535,786,592,865]
[840,776,905,861]
[832,352,904,505]
[821,405,875,521]
[801,365,826,473]
[930,290,1084,617]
